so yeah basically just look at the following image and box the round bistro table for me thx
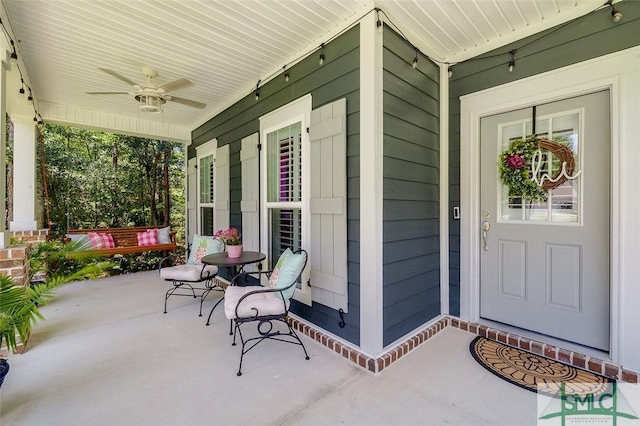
[201,251,266,325]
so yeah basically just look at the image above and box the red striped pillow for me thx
[137,229,159,246]
[88,232,115,249]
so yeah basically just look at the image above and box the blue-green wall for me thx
[190,25,361,344]
[382,27,440,345]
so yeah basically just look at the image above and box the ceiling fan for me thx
[87,66,206,113]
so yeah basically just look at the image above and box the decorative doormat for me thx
[469,336,613,396]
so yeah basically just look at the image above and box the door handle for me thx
[482,221,491,251]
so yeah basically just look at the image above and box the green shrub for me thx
[29,240,115,281]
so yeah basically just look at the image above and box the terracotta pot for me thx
[227,244,243,258]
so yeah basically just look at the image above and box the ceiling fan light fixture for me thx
[90,67,205,112]
[135,94,166,113]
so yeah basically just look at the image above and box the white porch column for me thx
[0,53,9,249]
[359,13,384,356]
[9,115,38,231]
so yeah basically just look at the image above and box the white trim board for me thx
[459,45,640,370]
[439,63,450,316]
[359,12,384,356]
[39,101,191,143]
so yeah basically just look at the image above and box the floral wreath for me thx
[498,135,579,201]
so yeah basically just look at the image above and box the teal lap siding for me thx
[382,27,440,346]
[190,26,361,344]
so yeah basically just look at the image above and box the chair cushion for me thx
[137,229,159,246]
[268,249,306,300]
[187,235,224,264]
[160,264,218,282]
[88,232,116,249]
[224,286,290,320]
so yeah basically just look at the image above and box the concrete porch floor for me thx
[0,271,537,425]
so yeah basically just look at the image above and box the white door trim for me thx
[460,45,640,365]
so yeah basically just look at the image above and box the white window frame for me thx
[259,95,312,305]
[196,139,217,236]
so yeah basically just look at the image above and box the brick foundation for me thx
[0,244,31,289]
[9,229,49,282]
[288,315,639,383]
[0,231,49,353]
[10,229,49,244]
[0,244,33,354]
[288,316,451,375]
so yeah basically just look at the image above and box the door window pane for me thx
[500,112,581,223]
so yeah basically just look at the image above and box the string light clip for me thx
[9,39,17,65]
[607,0,622,22]
[508,50,516,73]
[375,8,383,33]
[254,80,261,101]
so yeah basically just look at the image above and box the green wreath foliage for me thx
[498,135,548,201]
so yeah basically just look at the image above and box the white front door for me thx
[479,90,610,351]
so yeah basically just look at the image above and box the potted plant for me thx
[214,228,242,258]
[0,273,61,388]
[0,241,113,389]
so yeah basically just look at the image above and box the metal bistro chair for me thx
[160,236,225,316]
[224,249,309,376]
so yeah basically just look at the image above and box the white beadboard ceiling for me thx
[1,0,606,136]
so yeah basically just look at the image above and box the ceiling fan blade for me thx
[159,78,192,92]
[86,91,130,95]
[98,68,138,86]
[168,96,206,109]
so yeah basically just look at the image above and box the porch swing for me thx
[39,132,179,257]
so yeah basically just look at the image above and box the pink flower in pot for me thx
[214,228,243,258]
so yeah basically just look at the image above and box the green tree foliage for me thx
[39,125,185,240]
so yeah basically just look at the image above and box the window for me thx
[260,96,312,305]
[260,96,348,311]
[267,123,301,203]
[196,140,216,236]
[500,111,582,224]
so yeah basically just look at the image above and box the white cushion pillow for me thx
[157,226,172,244]
[66,234,91,251]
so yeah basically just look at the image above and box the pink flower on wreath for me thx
[506,154,525,169]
